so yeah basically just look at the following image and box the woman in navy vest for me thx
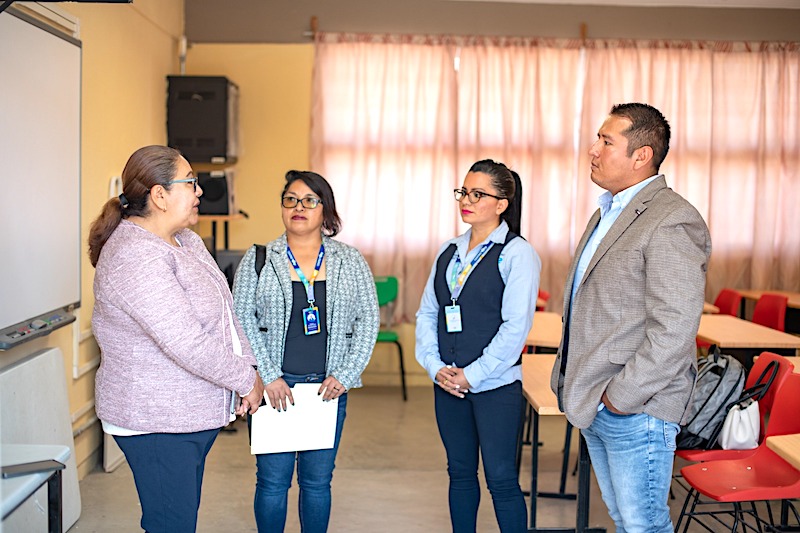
[416,159,541,532]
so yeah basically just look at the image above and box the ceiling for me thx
[451,0,800,7]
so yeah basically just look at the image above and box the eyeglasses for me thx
[282,196,322,209]
[453,188,505,203]
[169,177,199,192]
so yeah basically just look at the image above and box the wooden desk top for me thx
[522,353,563,416]
[766,434,800,472]
[696,314,800,350]
[703,302,720,314]
[738,289,800,310]
[525,311,562,349]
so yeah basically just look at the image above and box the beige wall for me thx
[2,0,184,479]
[185,44,425,387]
[186,44,313,249]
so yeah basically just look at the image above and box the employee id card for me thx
[445,305,462,333]
[303,306,321,335]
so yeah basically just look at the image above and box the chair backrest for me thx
[537,289,550,311]
[746,352,795,440]
[752,293,788,332]
[764,371,800,437]
[374,276,399,307]
[538,289,550,302]
[714,288,742,316]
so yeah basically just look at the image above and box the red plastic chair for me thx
[676,351,795,463]
[752,293,788,332]
[536,289,550,312]
[715,288,743,317]
[676,372,800,532]
[698,289,743,349]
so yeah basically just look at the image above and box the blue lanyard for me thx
[286,244,325,303]
[449,241,493,303]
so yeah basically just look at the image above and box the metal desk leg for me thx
[576,434,590,532]
[529,409,540,530]
[47,470,62,533]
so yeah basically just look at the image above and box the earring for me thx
[161,206,167,212]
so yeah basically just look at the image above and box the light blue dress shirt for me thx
[416,221,542,393]
[570,175,660,305]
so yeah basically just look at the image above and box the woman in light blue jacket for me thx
[233,170,379,533]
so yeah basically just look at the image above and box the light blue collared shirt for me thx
[416,221,542,393]
[570,175,660,305]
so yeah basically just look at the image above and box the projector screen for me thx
[0,10,81,333]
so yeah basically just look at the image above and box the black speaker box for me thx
[198,170,236,215]
[167,76,239,163]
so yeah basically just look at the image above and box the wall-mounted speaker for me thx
[167,75,239,163]
[198,170,236,215]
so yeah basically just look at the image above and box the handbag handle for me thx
[724,360,780,411]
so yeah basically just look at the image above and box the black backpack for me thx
[254,244,267,277]
[677,346,746,449]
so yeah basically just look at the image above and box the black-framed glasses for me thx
[169,177,199,192]
[282,196,322,209]
[454,188,505,203]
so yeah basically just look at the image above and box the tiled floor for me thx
[72,386,731,532]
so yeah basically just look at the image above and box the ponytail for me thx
[88,198,125,267]
[87,145,182,267]
[503,170,523,236]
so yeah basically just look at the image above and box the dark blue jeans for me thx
[254,372,347,533]
[114,428,220,533]
[434,380,527,533]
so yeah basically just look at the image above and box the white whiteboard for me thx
[0,10,81,331]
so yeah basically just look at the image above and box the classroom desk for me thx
[525,312,562,352]
[766,434,800,472]
[765,433,800,528]
[522,354,604,533]
[738,289,800,333]
[696,314,800,368]
[738,290,800,310]
[703,302,720,314]
[1,444,69,533]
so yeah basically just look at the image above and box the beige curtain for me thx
[311,34,800,321]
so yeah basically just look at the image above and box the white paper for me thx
[250,383,339,454]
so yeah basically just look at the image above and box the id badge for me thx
[303,306,321,335]
[444,305,462,333]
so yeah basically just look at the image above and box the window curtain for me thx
[311,33,800,321]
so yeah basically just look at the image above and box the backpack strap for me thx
[254,244,267,277]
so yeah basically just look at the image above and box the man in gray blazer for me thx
[551,103,711,532]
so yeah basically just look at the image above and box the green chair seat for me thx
[373,275,407,401]
[377,330,399,343]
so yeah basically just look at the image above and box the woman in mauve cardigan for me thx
[233,170,379,533]
[89,145,264,533]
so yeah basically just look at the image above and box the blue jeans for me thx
[114,428,220,533]
[434,381,527,533]
[254,372,347,533]
[581,408,680,533]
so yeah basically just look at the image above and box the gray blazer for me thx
[233,234,379,390]
[550,176,712,429]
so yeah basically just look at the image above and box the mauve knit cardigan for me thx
[92,220,257,433]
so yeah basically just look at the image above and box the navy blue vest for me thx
[434,232,519,368]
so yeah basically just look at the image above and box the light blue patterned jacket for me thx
[232,233,379,390]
